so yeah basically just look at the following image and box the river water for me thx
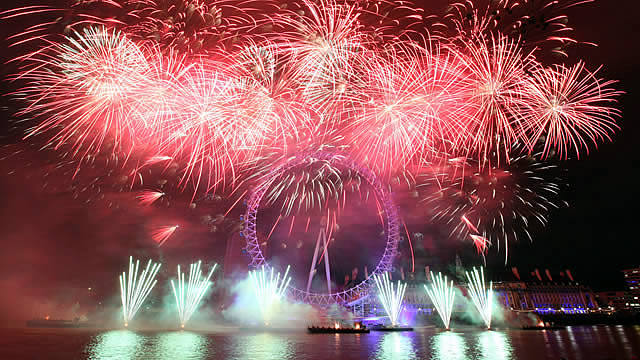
[1,326,638,360]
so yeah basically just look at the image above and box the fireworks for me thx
[465,267,493,329]
[16,27,150,160]
[3,0,623,259]
[248,265,291,325]
[171,261,218,328]
[119,256,162,327]
[374,272,407,327]
[137,190,165,206]
[419,146,565,259]
[451,34,537,161]
[517,62,622,159]
[424,271,456,330]
[152,225,179,246]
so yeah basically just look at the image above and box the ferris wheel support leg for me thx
[323,230,332,294]
[306,228,323,293]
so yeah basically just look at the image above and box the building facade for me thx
[595,291,628,311]
[494,281,599,314]
[622,267,640,310]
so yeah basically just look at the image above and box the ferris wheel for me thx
[242,151,401,305]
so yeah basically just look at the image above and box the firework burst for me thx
[419,146,565,259]
[517,62,622,159]
[152,225,179,246]
[3,0,623,261]
[16,27,150,160]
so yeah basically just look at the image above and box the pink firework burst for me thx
[15,27,151,159]
[451,34,539,163]
[349,42,468,174]
[517,62,622,159]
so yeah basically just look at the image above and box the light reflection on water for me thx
[431,331,468,360]
[13,325,639,360]
[477,330,513,360]
[228,332,295,360]
[155,331,209,360]
[374,332,416,360]
[86,330,143,360]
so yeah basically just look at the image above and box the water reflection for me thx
[87,330,142,360]
[155,331,209,360]
[373,332,416,360]
[477,331,513,360]
[431,331,467,360]
[230,333,294,360]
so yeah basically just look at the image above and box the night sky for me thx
[0,0,639,326]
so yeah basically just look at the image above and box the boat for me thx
[521,325,565,330]
[308,325,370,334]
[26,318,94,328]
[370,325,414,332]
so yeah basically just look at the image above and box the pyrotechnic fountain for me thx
[374,272,407,327]
[465,267,493,329]
[248,265,292,325]
[171,261,217,328]
[424,272,456,330]
[119,256,162,327]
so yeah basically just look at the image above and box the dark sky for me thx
[0,0,639,325]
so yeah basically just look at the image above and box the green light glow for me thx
[231,333,294,360]
[478,331,513,360]
[248,265,291,325]
[87,330,142,360]
[171,261,217,328]
[431,331,467,360]
[374,272,407,326]
[465,267,493,329]
[156,331,208,360]
[119,256,162,326]
[424,271,455,329]
[375,333,416,360]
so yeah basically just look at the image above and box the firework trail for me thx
[374,272,407,327]
[152,225,179,246]
[137,190,165,205]
[424,271,456,330]
[119,256,162,327]
[248,265,291,325]
[465,267,493,329]
[171,261,217,328]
